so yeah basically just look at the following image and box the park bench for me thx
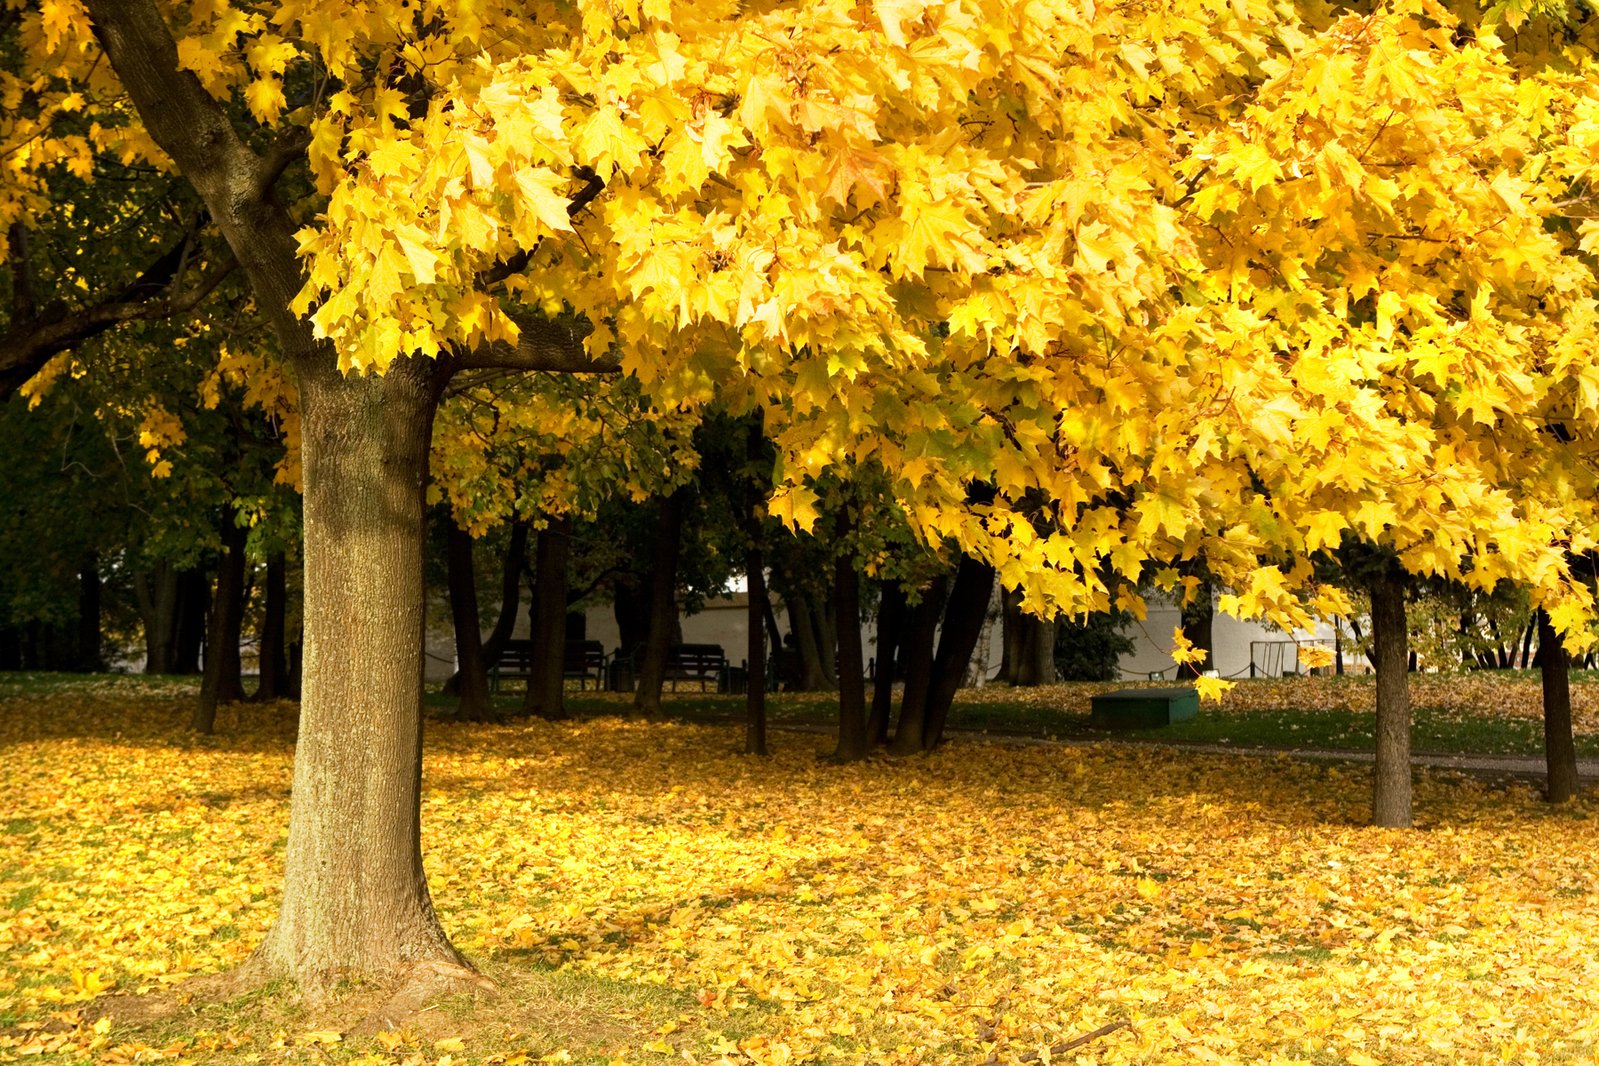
[487,638,609,692]
[663,643,729,692]
[563,639,608,690]
[487,639,534,692]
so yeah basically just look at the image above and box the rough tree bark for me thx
[195,517,249,733]
[133,562,177,674]
[253,553,291,701]
[524,514,572,720]
[1537,609,1580,804]
[444,516,495,722]
[786,590,834,691]
[634,489,686,720]
[1368,563,1412,829]
[82,0,621,1006]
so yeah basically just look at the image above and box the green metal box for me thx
[1089,687,1200,730]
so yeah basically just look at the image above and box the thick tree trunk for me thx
[195,517,249,733]
[524,514,572,720]
[254,553,291,701]
[888,577,948,756]
[445,516,495,722]
[76,553,101,672]
[996,588,1023,686]
[867,581,906,745]
[832,527,868,762]
[634,489,686,720]
[921,556,996,749]
[250,360,462,983]
[1538,609,1580,804]
[1368,565,1412,828]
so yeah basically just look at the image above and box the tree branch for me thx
[455,310,620,374]
[253,125,313,200]
[476,167,606,288]
[0,256,236,396]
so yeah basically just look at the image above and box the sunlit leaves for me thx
[3,686,1599,1063]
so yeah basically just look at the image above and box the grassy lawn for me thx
[1,681,1598,1064]
[454,671,1599,759]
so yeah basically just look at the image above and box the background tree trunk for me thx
[172,566,209,675]
[134,562,177,674]
[443,521,526,697]
[195,518,248,733]
[746,545,769,757]
[888,577,948,756]
[1368,564,1412,828]
[634,489,686,720]
[445,516,495,722]
[1538,609,1580,804]
[920,556,996,749]
[524,514,572,720]
[1178,573,1215,678]
[250,359,464,985]
[867,581,905,745]
[254,553,291,700]
[787,591,833,691]
[832,520,867,761]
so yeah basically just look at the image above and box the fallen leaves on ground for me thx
[1,690,1597,1064]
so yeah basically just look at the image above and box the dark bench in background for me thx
[488,638,608,692]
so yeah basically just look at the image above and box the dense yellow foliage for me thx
[2,688,1597,1064]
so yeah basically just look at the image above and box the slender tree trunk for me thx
[746,546,769,756]
[1178,574,1215,678]
[170,566,208,675]
[445,516,495,722]
[816,591,839,687]
[444,521,526,697]
[254,553,291,700]
[744,422,769,756]
[888,577,948,756]
[195,518,249,733]
[787,591,832,691]
[921,556,996,749]
[1538,609,1580,804]
[1519,621,1538,670]
[997,588,1023,686]
[479,521,527,668]
[524,514,572,720]
[833,524,868,762]
[249,359,464,983]
[635,489,686,720]
[76,553,101,672]
[1368,565,1412,828]
[868,581,906,745]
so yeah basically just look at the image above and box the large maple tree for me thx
[5,0,1599,1000]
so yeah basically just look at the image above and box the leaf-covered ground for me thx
[2,685,1598,1064]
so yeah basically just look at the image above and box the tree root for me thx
[348,959,499,1037]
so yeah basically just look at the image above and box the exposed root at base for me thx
[348,959,499,1037]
